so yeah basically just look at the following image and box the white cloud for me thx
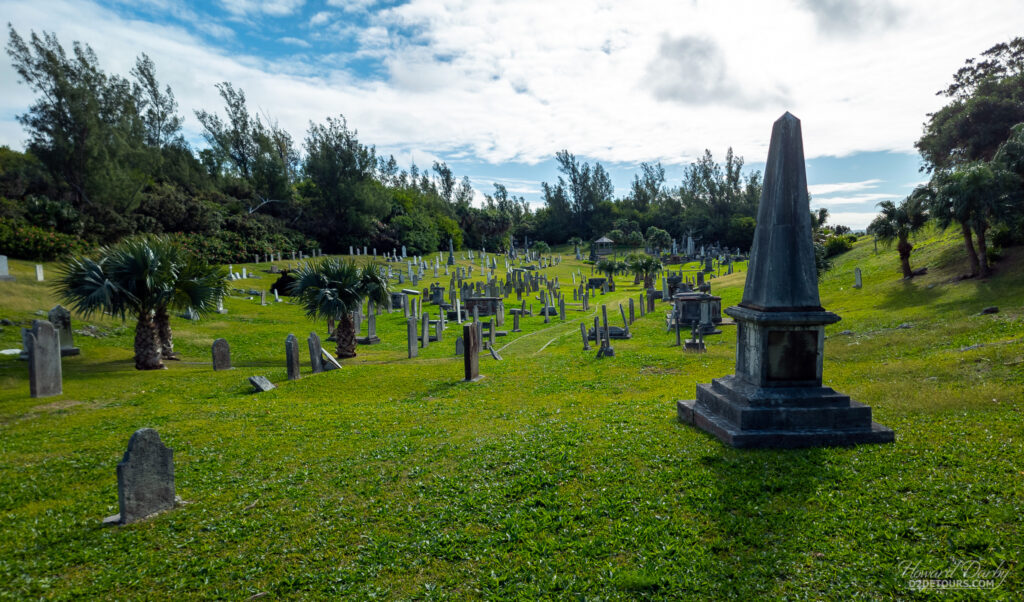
[279,36,311,47]
[825,211,881,230]
[808,179,881,195]
[308,11,331,26]
[327,0,378,14]
[219,0,305,17]
[2,0,1024,174]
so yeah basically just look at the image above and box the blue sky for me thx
[2,0,1022,229]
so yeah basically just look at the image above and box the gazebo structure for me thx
[594,236,614,257]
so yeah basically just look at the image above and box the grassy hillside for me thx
[0,230,1021,600]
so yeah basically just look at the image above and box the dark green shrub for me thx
[0,219,90,260]
[824,235,853,257]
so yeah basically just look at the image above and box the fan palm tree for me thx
[152,240,229,359]
[54,237,227,370]
[595,258,624,291]
[867,195,929,279]
[290,258,390,359]
[627,254,663,289]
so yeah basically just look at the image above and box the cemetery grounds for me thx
[0,226,1022,599]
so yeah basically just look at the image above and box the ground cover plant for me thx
[0,231,1021,599]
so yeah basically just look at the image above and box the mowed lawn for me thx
[0,230,1021,600]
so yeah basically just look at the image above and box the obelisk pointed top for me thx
[740,113,822,311]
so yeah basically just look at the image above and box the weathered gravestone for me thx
[48,305,80,356]
[463,323,482,382]
[320,348,341,371]
[581,323,590,351]
[454,336,464,356]
[854,267,862,289]
[103,428,176,525]
[308,332,323,374]
[677,113,894,448]
[407,318,418,358]
[285,334,300,380]
[249,375,276,392]
[211,338,231,370]
[35,264,44,281]
[0,254,13,281]
[25,319,62,398]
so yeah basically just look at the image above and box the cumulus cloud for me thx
[2,0,1023,173]
[797,0,904,35]
[644,35,788,108]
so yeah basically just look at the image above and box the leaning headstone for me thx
[489,346,502,361]
[249,375,276,392]
[48,305,80,356]
[308,332,323,374]
[853,267,862,289]
[211,338,231,371]
[463,323,482,382]
[26,320,61,398]
[321,349,342,371]
[285,334,300,380]
[678,113,894,448]
[581,323,590,351]
[0,255,13,280]
[103,428,175,525]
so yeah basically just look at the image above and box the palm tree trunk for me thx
[633,272,641,285]
[154,307,178,360]
[134,314,165,370]
[643,274,654,289]
[897,236,913,279]
[961,222,980,277]
[335,312,357,359]
[975,222,991,277]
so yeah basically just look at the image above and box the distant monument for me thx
[678,113,894,448]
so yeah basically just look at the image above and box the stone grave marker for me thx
[854,267,862,289]
[407,318,418,358]
[512,311,521,332]
[48,305,80,356]
[320,349,342,371]
[463,323,482,382]
[211,338,231,370]
[25,320,62,398]
[103,428,175,525]
[285,334,300,380]
[421,313,430,348]
[35,264,44,281]
[0,255,13,280]
[249,375,276,392]
[677,113,894,448]
[489,346,502,361]
[455,336,464,356]
[308,332,323,374]
[581,323,590,351]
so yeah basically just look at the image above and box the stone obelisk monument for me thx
[678,113,894,448]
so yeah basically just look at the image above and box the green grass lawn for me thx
[1,230,1021,599]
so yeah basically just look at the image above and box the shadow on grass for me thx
[698,439,836,596]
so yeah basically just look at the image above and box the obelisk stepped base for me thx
[678,376,894,448]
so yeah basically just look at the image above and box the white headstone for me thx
[35,264,44,281]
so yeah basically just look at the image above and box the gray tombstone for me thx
[26,320,62,398]
[285,334,300,380]
[421,312,430,349]
[512,310,521,333]
[455,336,464,356]
[249,375,276,392]
[0,254,13,280]
[854,267,862,289]
[581,323,590,351]
[48,305,80,356]
[103,428,175,525]
[435,319,444,343]
[489,346,502,361]
[407,318,418,358]
[211,338,231,371]
[308,332,323,374]
[629,298,635,324]
[678,113,894,448]
[463,323,482,382]
[320,349,342,371]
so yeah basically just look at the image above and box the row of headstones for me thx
[251,250,320,264]
[211,333,342,390]
[0,255,45,282]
